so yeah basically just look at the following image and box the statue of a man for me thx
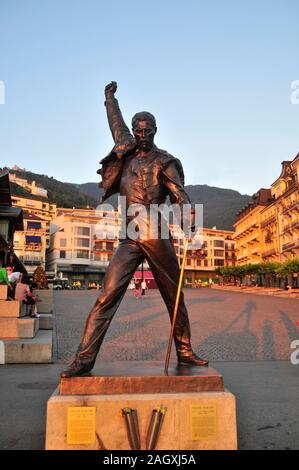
[61,82,208,377]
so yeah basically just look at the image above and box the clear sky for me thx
[0,0,298,195]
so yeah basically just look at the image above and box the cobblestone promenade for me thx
[54,288,299,364]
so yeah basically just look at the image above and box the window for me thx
[214,259,224,266]
[74,227,90,236]
[60,239,67,247]
[214,240,224,248]
[75,238,90,247]
[214,250,224,257]
[74,250,89,259]
[204,260,208,267]
[106,242,114,251]
[60,251,66,259]
[94,241,103,250]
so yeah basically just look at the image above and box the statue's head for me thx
[132,112,157,152]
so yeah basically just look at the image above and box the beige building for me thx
[47,207,120,286]
[171,225,236,286]
[13,211,47,273]
[11,194,57,246]
[234,153,299,264]
[10,174,57,273]
[47,207,235,287]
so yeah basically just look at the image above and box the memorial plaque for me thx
[190,404,217,440]
[67,406,96,445]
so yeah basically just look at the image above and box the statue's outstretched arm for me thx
[104,81,135,147]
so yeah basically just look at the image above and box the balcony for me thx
[247,235,260,245]
[282,239,299,252]
[282,199,299,215]
[261,215,276,228]
[25,243,42,251]
[19,256,43,266]
[282,220,299,234]
[262,249,277,259]
[234,223,260,240]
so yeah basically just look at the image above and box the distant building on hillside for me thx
[9,172,48,198]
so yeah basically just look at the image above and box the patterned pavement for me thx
[54,288,299,364]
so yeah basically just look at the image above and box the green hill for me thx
[9,170,98,208]
[78,183,252,231]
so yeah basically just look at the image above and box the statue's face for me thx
[133,119,156,152]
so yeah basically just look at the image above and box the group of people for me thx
[128,279,148,298]
[0,263,39,317]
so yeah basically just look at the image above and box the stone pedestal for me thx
[46,362,237,450]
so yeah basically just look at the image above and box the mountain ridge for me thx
[8,168,252,231]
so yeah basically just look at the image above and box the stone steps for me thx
[0,330,53,364]
[0,285,8,300]
[39,313,53,330]
[34,290,54,313]
[0,290,54,363]
[0,300,24,318]
[0,316,39,338]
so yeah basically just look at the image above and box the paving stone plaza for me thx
[55,288,299,363]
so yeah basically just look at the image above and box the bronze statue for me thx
[61,82,208,377]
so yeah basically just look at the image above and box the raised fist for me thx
[105,81,117,99]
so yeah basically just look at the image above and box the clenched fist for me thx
[105,81,117,100]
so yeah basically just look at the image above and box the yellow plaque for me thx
[190,404,217,440]
[67,407,96,445]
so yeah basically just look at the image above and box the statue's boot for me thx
[177,351,209,367]
[60,359,93,378]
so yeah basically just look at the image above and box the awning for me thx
[26,235,41,244]
[27,221,41,229]
[134,270,154,279]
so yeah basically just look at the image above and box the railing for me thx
[261,215,276,228]
[282,220,299,233]
[19,256,43,265]
[282,199,299,214]
[262,249,277,258]
[25,243,42,251]
[282,239,299,251]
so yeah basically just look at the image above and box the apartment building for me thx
[234,153,299,264]
[13,211,47,273]
[47,207,120,286]
[170,225,236,286]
